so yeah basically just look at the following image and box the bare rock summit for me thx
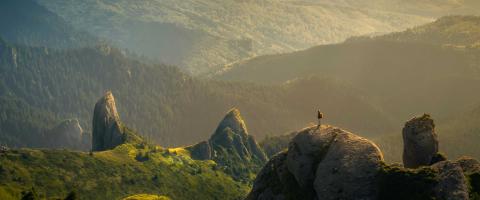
[402,114,440,168]
[92,91,125,151]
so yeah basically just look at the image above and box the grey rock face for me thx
[286,126,336,190]
[211,108,267,162]
[248,125,384,200]
[188,108,268,180]
[402,114,439,168]
[52,119,83,141]
[456,156,480,174]
[190,108,267,163]
[314,128,384,200]
[92,91,124,151]
[213,108,248,138]
[49,119,90,150]
[187,141,212,160]
[431,161,470,200]
[246,152,299,200]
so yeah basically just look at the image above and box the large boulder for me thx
[246,152,302,200]
[286,126,336,192]
[313,127,384,200]
[92,91,125,151]
[248,125,384,200]
[402,114,439,168]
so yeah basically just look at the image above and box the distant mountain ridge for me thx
[34,0,432,74]
[349,15,480,48]
[216,16,480,122]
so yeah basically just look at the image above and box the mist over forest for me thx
[0,0,480,199]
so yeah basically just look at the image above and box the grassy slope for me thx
[0,143,248,200]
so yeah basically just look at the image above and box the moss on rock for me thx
[376,164,438,200]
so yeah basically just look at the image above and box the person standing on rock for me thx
[317,110,323,129]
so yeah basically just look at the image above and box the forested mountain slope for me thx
[0,103,250,200]
[34,0,431,74]
[350,15,480,48]
[217,16,480,123]
[0,38,392,149]
[304,0,480,17]
[0,0,96,49]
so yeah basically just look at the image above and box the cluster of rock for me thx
[246,114,480,200]
[401,114,477,199]
[187,108,267,179]
[92,91,127,151]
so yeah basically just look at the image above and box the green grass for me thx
[122,194,170,200]
[0,143,249,200]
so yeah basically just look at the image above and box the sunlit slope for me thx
[217,16,480,122]
[353,15,480,48]
[0,143,248,200]
[35,0,431,74]
[302,0,480,17]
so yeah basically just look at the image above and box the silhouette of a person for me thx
[317,110,323,129]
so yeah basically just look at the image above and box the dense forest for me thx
[0,0,478,162]
[0,37,393,150]
[0,0,96,49]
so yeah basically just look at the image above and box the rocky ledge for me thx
[246,115,480,200]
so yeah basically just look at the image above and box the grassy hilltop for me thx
[0,141,249,200]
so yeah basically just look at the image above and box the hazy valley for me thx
[0,0,480,199]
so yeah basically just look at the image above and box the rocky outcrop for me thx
[246,152,301,200]
[49,119,90,150]
[314,128,385,200]
[431,160,470,200]
[248,115,480,200]
[92,91,125,151]
[188,108,267,180]
[402,114,439,168]
[247,125,384,200]
[211,108,267,162]
[187,141,212,160]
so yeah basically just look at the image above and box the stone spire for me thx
[402,114,439,168]
[92,91,124,151]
